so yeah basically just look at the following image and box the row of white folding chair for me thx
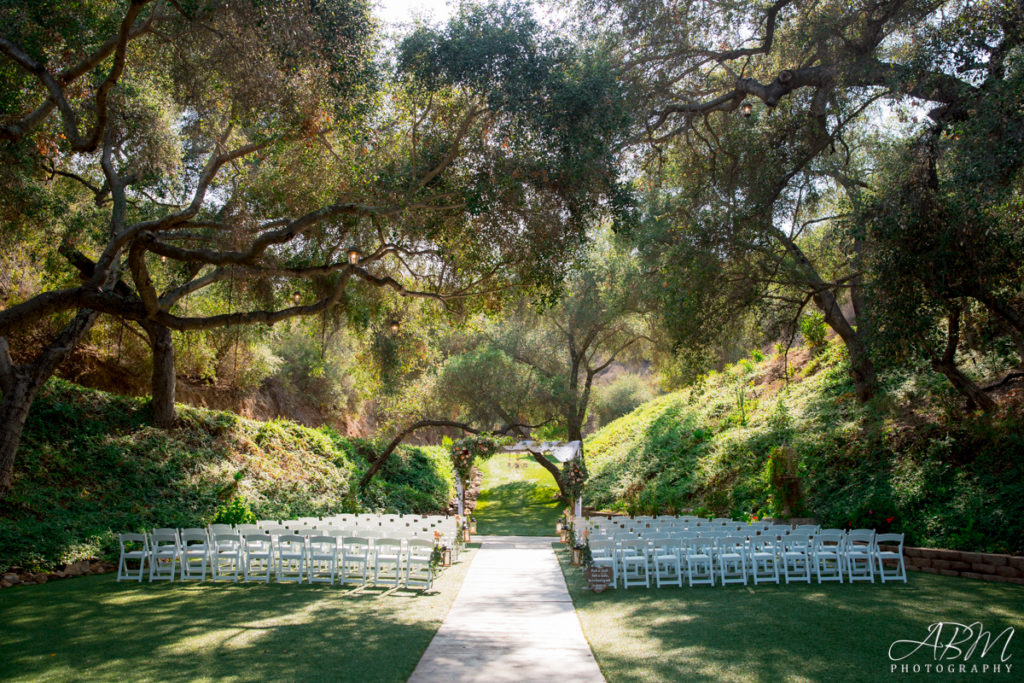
[588,531,906,589]
[264,535,435,589]
[118,531,437,587]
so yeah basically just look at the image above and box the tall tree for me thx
[0,0,630,495]
[589,0,1024,402]
[418,235,651,499]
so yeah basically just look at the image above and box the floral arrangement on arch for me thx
[561,457,588,501]
[449,434,503,480]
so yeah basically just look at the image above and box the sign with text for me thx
[586,565,614,593]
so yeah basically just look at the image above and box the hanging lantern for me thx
[389,318,400,333]
[742,101,753,118]
[293,291,301,304]
[347,248,360,265]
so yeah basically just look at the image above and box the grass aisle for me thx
[0,546,478,682]
[473,454,563,536]
[555,547,1024,683]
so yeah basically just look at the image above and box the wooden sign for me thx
[585,565,614,593]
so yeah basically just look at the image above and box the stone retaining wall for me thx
[903,546,1024,584]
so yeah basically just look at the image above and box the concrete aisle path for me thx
[408,536,605,683]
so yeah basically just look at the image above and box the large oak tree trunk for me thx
[0,376,35,497]
[932,359,996,412]
[0,309,99,497]
[141,321,176,427]
[931,307,996,412]
[530,452,570,502]
[775,228,877,401]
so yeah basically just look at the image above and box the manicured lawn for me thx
[473,453,562,536]
[0,546,478,682]
[556,546,1024,683]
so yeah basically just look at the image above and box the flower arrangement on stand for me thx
[574,528,593,569]
[431,530,452,572]
[561,507,577,544]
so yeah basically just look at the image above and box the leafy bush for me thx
[211,496,258,525]
[799,312,828,350]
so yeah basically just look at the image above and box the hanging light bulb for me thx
[742,102,753,118]
[293,291,301,304]
[160,254,167,264]
[347,247,360,265]
[389,318,400,333]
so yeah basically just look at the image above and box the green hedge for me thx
[584,341,1024,555]
[0,379,455,572]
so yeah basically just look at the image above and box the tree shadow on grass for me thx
[475,481,562,537]
[554,546,1024,683]
[0,551,477,683]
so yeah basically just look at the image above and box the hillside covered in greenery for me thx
[585,340,1024,555]
[0,380,454,573]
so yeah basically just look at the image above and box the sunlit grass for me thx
[556,546,1024,683]
[474,453,563,536]
[0,546,477,682]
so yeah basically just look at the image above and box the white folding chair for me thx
[148,529,180,582]
[717,535,748,586]
[405,539,435,590]
[748,536,779,585]
[276,534,307,583]
[845,530,876,582]
[620,540,649,588]
[684,538,715,587]
[781,534,813,584]
[180,528,210,581]
[874,533,907,583]
[814,530,846,583]
[373,538,403,588]
[650,537,683,588]
[243,533,273,582]
[117,533,149,582]
[339,536,370,586]
[236,524,261,537]
[211,533,241,582]
[308,535,338,584]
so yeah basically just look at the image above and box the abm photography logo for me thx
[889,622,1015,675]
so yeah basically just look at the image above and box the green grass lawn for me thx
[556,546,1024,683]
[473,454,563,536]
[0,546,478,683]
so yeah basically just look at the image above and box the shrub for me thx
[799,311,828,350]
[211,496,258,525]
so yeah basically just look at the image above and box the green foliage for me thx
[585,341,1024,553]
[0,379,454,572]
[591,374,655,429]
[211,496,257,526]
[799,312,828,351]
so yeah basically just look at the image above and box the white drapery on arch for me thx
[502,440,584,517]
